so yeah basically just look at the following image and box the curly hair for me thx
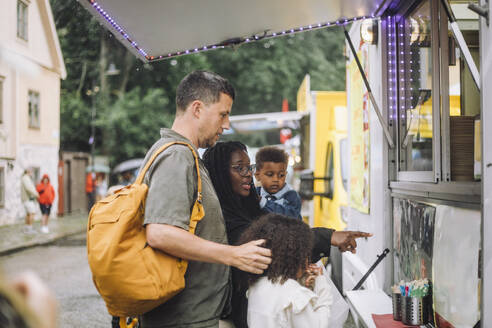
[255,146,289,170]
[202,141,262,220]
[238,213,313,286]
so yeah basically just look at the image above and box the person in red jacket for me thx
[36,174,55,234]
[86,172,95,212]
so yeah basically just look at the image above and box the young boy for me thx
[255,146,302,220]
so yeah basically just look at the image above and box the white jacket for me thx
[247,275,333,328]
[21,174,39,202]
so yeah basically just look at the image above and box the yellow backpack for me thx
[87,142,204,317]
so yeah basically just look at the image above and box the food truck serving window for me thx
[387,0,481,199]
[394,0,440,182]
[387,0,441,183]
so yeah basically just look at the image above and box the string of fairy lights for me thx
[388,12,430,128]
[86,0,376,63]
[387,16,398,122]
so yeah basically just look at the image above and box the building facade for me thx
[0,0,66,225]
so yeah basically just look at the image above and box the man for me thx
[20,169,39,234]
[141,71,370,327]
[141,71,271,328]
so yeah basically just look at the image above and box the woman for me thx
[36,174,55,234]
[203,141,335,328]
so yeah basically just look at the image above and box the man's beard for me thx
[200,136,218,149]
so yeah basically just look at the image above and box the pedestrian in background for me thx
[21,169,39,234]
[36,174,55,234]
[85,172,95,212]
[95,173,108,201]
[119,170,134,186]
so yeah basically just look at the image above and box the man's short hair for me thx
[175,70,235,113]
[255,146,289,170]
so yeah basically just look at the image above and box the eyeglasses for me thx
[231,164,255,176]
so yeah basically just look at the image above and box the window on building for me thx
[0,77,4,123]
[17,1,28,41]
[28,90,40,128]
[0,167,4,207]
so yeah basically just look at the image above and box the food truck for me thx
[78,0,491,326]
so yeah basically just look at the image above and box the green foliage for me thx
[204,30,346,115]
[51,0,102,92]
[60,91,92,152]
[103,88,172,165]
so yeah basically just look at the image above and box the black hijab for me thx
[203,141,264,244]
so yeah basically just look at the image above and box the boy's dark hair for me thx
[255,146,288,170]
[238,213,313,285]
[203,141,262,231]
[176,70,235,113]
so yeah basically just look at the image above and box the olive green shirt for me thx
[141,129,230,328]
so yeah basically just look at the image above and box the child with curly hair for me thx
[239,213,333,327]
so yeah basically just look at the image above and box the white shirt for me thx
[247,275,333,328]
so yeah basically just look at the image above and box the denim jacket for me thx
[257,184,302,220]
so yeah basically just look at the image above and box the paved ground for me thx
[0,211,88,256]
[1,233,110,328]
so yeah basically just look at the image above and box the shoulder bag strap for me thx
[134,141,204,233]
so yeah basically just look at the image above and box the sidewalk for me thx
[0,212,88,256]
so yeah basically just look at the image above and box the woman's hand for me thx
[331,231,372,253]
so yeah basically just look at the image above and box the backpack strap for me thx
[135,141,203,207]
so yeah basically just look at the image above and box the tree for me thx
[103,88,173,164]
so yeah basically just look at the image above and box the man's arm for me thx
[146,224,271,274]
